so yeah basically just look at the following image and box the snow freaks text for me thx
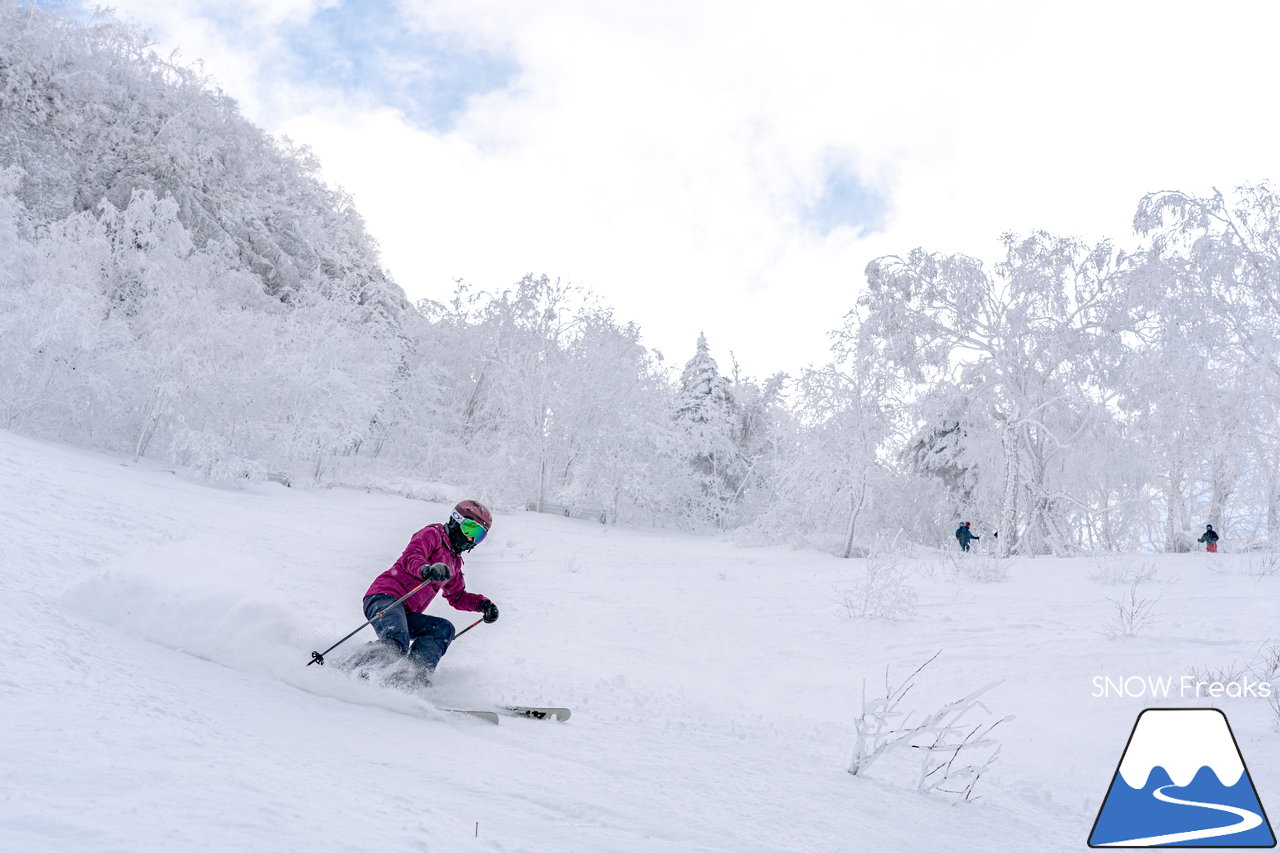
[1092,675,1273,700]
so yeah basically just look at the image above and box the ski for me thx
[440,708,501,724]
[501,705,571,722]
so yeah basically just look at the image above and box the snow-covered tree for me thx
[552,313,678,522]
[674,334,748,528]
[777,361,889,556]
[0,170,126,438]
[726,361,789,521]
[0,2,405,317]
[1131,184,1280,547]
[396,276,686,522]
[856,233,1137,555]
[0,5,408,482]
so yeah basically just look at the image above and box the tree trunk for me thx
[1267,467,1280,550]
[1164,463,1184,553]
[998,423,1019,558]
[536,455,546,513]
[133,386,164,463]
[841,471,868,559]
[1207,452,1234,533]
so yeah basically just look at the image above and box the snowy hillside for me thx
[2,428,1278,852]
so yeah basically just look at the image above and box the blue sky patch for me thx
[277,2,516,131]
[801,163,887,238]
[54,0,516,132]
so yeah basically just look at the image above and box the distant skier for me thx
[351,500,499,684]
[1197,524,1220,553]
[955,521,979,552]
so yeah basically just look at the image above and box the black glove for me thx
[480,600,499,623]
[419,562,452,582]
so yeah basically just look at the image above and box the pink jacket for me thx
[364,523,489,614]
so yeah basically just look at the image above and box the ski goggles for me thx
[451,509,488,543]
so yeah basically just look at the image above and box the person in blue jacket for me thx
[955,521,979,552]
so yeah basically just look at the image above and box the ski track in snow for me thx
[2,429,1279,851]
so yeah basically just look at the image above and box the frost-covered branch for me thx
[848,652,1012,802]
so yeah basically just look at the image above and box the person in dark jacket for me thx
[1197,524,1220,553]
[955,521,979,552]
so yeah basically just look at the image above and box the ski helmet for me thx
[454,499,492,528]
[446,499,492,552]
[1206,524,1214,529]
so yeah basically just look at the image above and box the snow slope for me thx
[1,429,1277,852]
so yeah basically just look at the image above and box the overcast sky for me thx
[87,0,1280,377]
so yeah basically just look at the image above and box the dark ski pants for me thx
[958,540,971,552]
[363,594,456,671]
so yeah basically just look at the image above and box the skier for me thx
[351,500,499,684]
[955,521,979,552]
[1197,524,1220,553]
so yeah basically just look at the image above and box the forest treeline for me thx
[3,3,1278,555]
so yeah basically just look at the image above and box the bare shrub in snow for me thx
[1089,557,1159,586]
[1208,557,1235,576]
[848,651,1011,801]
[1247,554,1280,579]
[1184,661,1249,685]
[1249,643,1280,732]
[1252,643,1280,682]
[1207,554,1278,578]
[837,551,918,620]
[1105,582,1158,638]
[912,558,938,580]
[944,552,1011,583]
[1184,642,1280,726]
[965,555,1012,583]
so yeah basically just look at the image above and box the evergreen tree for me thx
[674,334,744,528]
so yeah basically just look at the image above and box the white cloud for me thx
[100,0,1280,377]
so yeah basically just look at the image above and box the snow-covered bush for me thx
[1247,644,1280,733]
[848,652,1011,801]
[1184,661,1250,686]
[1208,554,1279,578]
[944,552,1011,583]
[1248,555,1280,578]
[1253,643,1280,682]
[836,550,918,621]
[1089,557,1159,586]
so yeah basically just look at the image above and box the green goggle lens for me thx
[452,511,487,543]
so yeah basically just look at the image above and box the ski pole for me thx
[307,578,434,666]
[452,617,484,641]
